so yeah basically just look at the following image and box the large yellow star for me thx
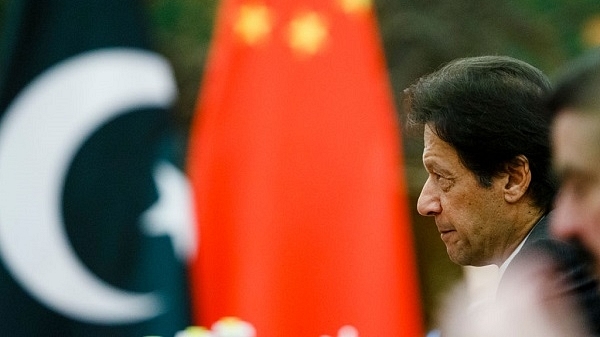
[339,0,372,14]
[233,4,274,45]
[287,11,329,57]
[582,15,600,48]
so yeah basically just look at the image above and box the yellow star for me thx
[339,0,372,14]
[582,15,600,48]
[234,4,274,45]
[287,11,329,57]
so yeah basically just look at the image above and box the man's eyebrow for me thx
[554,165,593,184]
[422,159,452,176]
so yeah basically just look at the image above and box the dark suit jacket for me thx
[499,213,600,335]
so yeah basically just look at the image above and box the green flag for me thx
[0,0,194,336]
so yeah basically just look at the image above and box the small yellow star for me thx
[339,0,372,14]
[234,4,274,45]
[582,15,600,48]
[287,11,329,57]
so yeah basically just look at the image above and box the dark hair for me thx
[547,48,600,118]
[405,55,557,213]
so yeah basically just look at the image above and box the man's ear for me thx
[503,155,531,203]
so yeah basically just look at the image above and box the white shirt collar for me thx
[497,230,531,280]
[497,214,546,279]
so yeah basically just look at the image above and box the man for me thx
[546,49,600,335]
[548,49,600,275]
[404,55,599,334]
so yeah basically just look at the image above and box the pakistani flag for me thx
[0,1,194,336]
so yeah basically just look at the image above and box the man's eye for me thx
[570,179,590,199]
[559,176,588,201]
[435,174,452,191]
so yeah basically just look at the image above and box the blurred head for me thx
[547,49,600,274]
[405,56,557,266]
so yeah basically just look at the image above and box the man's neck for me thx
[498,211,546,267]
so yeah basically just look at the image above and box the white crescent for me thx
[0,48,176,323]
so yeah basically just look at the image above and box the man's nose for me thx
[551,190,582,241]
[417,177,441,216]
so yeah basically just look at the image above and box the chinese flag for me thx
[187,0,423,335]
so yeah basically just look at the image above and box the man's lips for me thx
[439,229,456,241]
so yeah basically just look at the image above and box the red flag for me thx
[187,0,423,335]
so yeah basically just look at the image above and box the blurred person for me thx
[403,55,600,334]
[548,48,600,275]
[546,49,600,335]
[436,253,591,337]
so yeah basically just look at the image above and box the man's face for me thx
[551,110,600,274]
[417,125,511,266]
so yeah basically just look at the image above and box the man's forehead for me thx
[422,125,462,171]
[554,110,600,146]
[552,110,600,176]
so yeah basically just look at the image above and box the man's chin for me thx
[447,251,490,267]
[447,251,469,266]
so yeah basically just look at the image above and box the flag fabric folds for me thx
[187,0,424,335]
[0,0,193,336]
